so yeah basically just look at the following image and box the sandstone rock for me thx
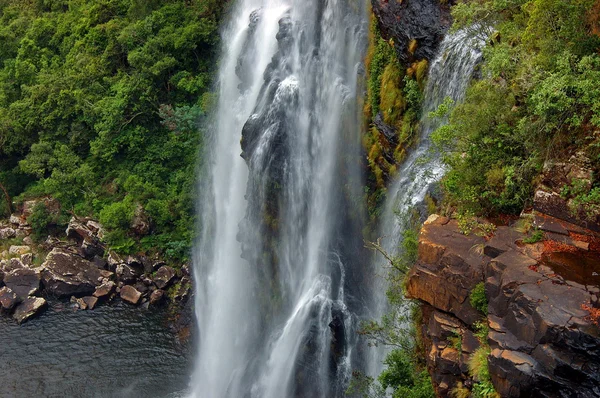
[107,251,123,269]
[82,296,98,310]
[3,268,40,299]
[85,220,105,240]
[0,227,16,240]
[153,265,176,289]
[149,289,165,306]
[93,281,116,299]
[0,286,19,311]
[8,245,31,256]
[120,285,142,305]
[22,236,34,245]
[172,276,191,302]
[66,217,94,241]
[406,218,487,325]
[22,198,60,219]
[41,248,109,297]
[13,297,46,324]
[9,214,22,225]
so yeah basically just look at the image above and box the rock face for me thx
[407,214,600,397]
[406,216,488,325]
[371,0,452,63]
[13,297,47,324]
[41,248,110,297]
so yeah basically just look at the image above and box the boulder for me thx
[116,263,140,283]
[65,217,94,241]
[0,227,16,240]
[6,258,25,272]
[9,214,22,225]
[8,245,31,256]
[41,248,111,297]
[20,253,33,266]
[93,281,116,299]
[153,265,176,289]
[13,297,47,324]
[75,296,98,310]
[120,285,142,305]
[172,276,191,302]
[0,286,19,311]
[3,268,40,299]
[149,289,165,306]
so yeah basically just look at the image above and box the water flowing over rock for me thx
[192,2,369,397]
[365,28,485,377]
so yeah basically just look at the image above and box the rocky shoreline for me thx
[0,200,192,326]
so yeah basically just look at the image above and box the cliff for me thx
[406,212,600,397]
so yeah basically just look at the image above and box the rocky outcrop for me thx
[153,265,176,289]
[407,214,600,397]
[41,248,111,297]
[371,0,453,63]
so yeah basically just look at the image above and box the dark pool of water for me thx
[0,301,192,398]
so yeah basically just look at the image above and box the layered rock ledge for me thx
[407,214,600,397]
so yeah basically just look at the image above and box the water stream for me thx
[366,28,486,377]
[191,1,369,397]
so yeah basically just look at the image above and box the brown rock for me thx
[13,297,47,324]
[120,285,142,305]
[82,296,98,310]
[41,248,110,297]
[153,265,176,289]
[0,286,20,311]
[93,281,116,299]
[8,245,31,256]
[149,289,165,306]
[4,267,41,299]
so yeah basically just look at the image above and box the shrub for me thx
[470,282,488,315]
[28,202,53,241]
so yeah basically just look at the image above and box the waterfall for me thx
[366,28,485,377]
[191,1,368,397]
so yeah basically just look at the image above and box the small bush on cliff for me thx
[470,282,488,315]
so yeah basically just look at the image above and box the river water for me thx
[0,302,190,398]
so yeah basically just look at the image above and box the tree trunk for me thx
[0,180,12,214]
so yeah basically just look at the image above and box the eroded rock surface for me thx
[408,214,600,397]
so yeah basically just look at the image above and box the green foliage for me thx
[28,202,53,241]
[470,282,488,315]
[523,228,544,243]
[468,346,491,383]
[434,0,600,218]
[0,0,228,259]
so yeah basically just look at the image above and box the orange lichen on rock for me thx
[581,304,600,327]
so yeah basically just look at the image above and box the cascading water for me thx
[192,1,369,397]
[366,29,485,376]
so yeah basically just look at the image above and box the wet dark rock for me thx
[154,266,176,289]
[172,276,191,302]
[13,297,47,324]
[149,289,165,306]
[116,263,140,284]
[4,268,41,299]
[120,285,142,305]
[371,0,452,63]
[41,248,110,297]
[0,286,19,311]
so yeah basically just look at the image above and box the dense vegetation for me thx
[0,0,228,260]
[433,0,600,217]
